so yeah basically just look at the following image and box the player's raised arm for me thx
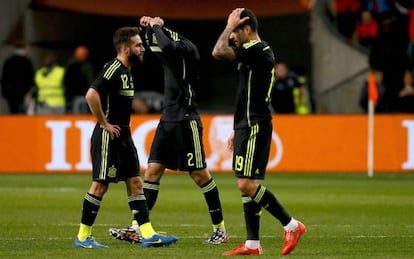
[212,8,248,60]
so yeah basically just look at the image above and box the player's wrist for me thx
[99,119,109,128]
[225,26,235,32]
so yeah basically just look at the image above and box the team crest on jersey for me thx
[108,165,117,178]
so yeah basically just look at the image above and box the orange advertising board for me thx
[0,115,413,173]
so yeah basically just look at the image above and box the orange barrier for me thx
[0,115,413,173]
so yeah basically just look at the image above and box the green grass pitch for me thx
[0,172,413,258]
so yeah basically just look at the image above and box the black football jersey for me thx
[144,26,200,121]
[91,59,135,126]
[233,40,275,129]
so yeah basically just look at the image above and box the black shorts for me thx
[148,119,207,171]
[90,124,140,183]
[233,120,272,179]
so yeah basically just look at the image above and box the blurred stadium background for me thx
[0,0,332,113]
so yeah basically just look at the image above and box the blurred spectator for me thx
[1,40,35,114]
[363,0,396,41]
[397,69,414,112]
[356,10,378,48]
[406,2,414,63]
[323,0,413,112]
[395,0,414,63]
[329,0,362,40]
[291,65,313,114]
[31,52,66,114]
[271,62,309,114]
[363,0,393,21]
[63,45,94,114]
[367,1,408,112]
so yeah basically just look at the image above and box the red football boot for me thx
[280,221,306,255]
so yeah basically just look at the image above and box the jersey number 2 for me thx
[187,153,194,167]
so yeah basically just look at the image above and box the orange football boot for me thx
[222,243,263,256]
[280,221,306,255]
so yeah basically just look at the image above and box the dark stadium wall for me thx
[30,0,309,19]
[25,9,311,113]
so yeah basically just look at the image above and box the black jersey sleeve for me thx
[90,59,121,97]
[91,63,110,92]
[152,25,197,57]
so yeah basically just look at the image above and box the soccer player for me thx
[109,16,228,245]
[212,8,306,256]
[74,26,178,249]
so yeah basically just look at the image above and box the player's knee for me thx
[144,163,164,181]
[128,177,143,189]
[89,181,108,196]
[237,178,257,196]
[190,169,210,186]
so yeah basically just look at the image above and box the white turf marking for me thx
[60,223,414,228]
[3,224,409,242]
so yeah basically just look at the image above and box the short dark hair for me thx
[113,26,140,52]
[237,8,258,32]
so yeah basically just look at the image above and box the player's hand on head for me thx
[150,17,164,27]
[140,16,153,27]
[226,8,249,31]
